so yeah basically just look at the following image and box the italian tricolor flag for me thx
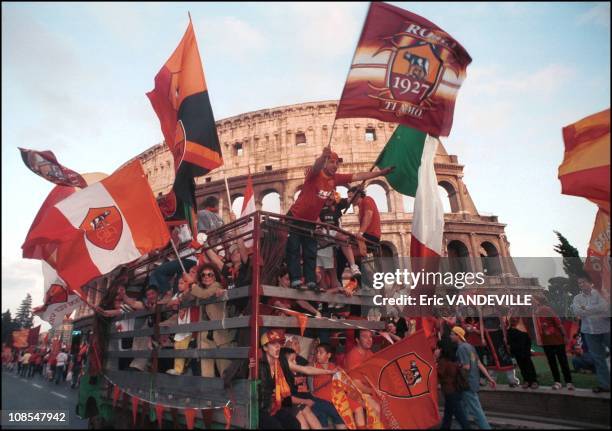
[376,126,444,257]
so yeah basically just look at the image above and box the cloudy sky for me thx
[2,2,610,327]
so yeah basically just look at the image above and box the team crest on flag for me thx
[80,206,123,250]
[379,352,432,398]
[387,41,443,106]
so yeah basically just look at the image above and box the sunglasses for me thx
[201,272,215,278]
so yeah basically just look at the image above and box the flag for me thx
[376,125,444,258]
[33,261,83,328]
[147,19,223,208]
[349,330,439,429]
[19,148,88,188]
[21,160,170,296]
[240,174,256,247]
[559,108,610,214]
[12,329,29,349]
[584,209,611,300]
[22,174,107,266]
[27,325,41,347]
[336,2,472,137]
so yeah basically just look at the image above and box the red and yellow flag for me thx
[584,209,611,300]
[12,329,29,349]
[559,108,610,214]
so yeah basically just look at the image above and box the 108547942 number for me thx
[2,410,68,425]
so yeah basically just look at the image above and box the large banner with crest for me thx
[336,2,472,137]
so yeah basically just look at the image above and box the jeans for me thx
[285,216,317,288]
[583,332,610,389]
[149,258,197,296]
[55,365,65,384]
[515,356,538,384]
[572,352,596,373]
[441,392,470,429]
[462,390,491,429]
[543,344,572,384]
[312,397,343,426]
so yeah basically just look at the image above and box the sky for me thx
[2,2,610,328]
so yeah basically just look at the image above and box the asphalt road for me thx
[1,369,88,429]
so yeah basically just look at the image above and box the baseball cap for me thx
[260,329,286,347]
[451,326,466,342]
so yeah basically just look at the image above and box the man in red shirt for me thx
[287,147,392,292]
[347,187,381,244]
[344,329,381,427]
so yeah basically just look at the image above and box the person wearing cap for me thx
[286,146,394,292]
[450,326,496,430]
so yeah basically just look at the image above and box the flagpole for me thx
[326,2,373,151]
[169,238,187,274]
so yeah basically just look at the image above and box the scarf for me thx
[270,359,291,415]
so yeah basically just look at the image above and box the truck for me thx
[75,211,386,429]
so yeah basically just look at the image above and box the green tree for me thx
[1,309,18,344]
[15,294,33,329]
[548,231,583,316]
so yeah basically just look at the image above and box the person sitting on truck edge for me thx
[286,146,394,293]
[189,263,236,378]
[197,196,224,233]
[162,274,201,376]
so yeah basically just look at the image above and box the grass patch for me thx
[494,354,598,388]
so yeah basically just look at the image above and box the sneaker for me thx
[290,281,302,290]
[306,282,318,292]
[566,383,575,391]
[593,386,610,393]
[521,382,530,389]
[552,382,562,390]
[530,382,539,390]
[166,369,179,375]
[509,383,519,388]
[350,264,361,276]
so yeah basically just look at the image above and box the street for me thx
[1,370,88,429]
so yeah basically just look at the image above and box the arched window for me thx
[293,188,301,203]
[336,186,354,213]
[232,195,244,216]
[365,183,388,213]
[262,191,281,213]
[480,241,502,276]
[438,185,452,213]
[403,195,415,213]
[447,240,472,273]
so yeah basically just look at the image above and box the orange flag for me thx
[131,396,140,425]
[155,404,165,429]
[112,385,121,408]
[184,408,196,430]
[223,406,232,430]
[11,329,29,349]
[349,330,439,429]
[284,309,308,336]
[584,209,611,300]
[559,108,610,214]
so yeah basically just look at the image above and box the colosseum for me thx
[75,99,541,317]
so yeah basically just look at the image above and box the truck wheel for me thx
[87,415,107,429]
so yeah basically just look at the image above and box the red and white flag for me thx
[240,175,256,247]
[33,262,83,329]
[22,161,170,295]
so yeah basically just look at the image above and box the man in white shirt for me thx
[571,274,610,393]
[55,349,68,385]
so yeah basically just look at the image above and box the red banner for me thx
[336,2,471,137]
[12,329,29,349]
[349,330,439,429]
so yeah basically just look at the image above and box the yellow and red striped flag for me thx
[559,108,610,214]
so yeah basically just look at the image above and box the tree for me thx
[1,309,18,344]
[15,294,33,329]
[547,231,583,317]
